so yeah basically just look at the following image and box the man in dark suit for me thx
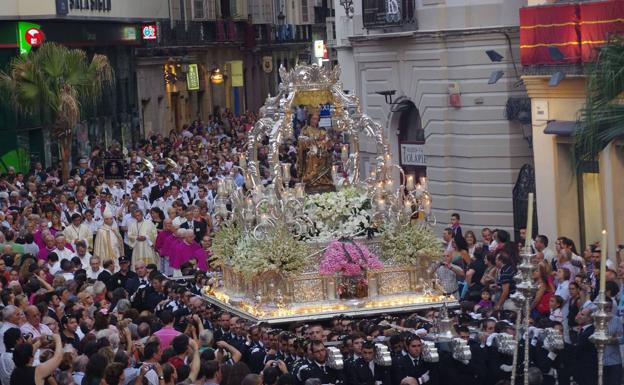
[299,340,344,385]
[573,307,598,385]
[149,174,168,203]
[180,209,207,243]
[391,335,438,385]
[213,312,233,343]
[346,341,391,385]
[443,326,486,385]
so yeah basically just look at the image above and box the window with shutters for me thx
[230,0,248,19]
[206,0,216,20]
[301,0,309,23]
[231,0,238,18]
[249,0,273,24]
[192,0,205,19]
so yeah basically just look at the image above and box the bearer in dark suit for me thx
[299,340,344,385]
[391,335,438,385]
[573,307,598,385]
[346,341,390,385]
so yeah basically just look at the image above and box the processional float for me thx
[202,64,455,324]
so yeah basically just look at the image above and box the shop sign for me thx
[69,0,112,12]
[400,143,426,166]
[17,21,43,56]
[229,60,244,87]
[142,24,158,40]
[187,64,200,91]
[314,40,324,58]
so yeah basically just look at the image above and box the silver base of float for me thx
[201,288,457,324]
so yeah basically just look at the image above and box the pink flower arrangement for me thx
[320,239,384,276]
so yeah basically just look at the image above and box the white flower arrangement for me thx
[210,224,242,267]
[378,223,443,268]
[303,187,373,242]
[230,225,312,278]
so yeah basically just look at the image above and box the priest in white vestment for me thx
[93,208,124,271]
[127,208,158,268]
[63,213,93,250]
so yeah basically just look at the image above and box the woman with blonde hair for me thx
[531,260,555,320]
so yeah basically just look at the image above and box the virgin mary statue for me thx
[297,113,335,193]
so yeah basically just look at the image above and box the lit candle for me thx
[224,176,234,193]
[246,197,253,209]
[423,194,431,214]
[282,163,291,183]
[406,175,415,191]
[419,176,428,190]
[384,180,393,193]
[217,180,226,195]
[525,192,533,254]
[600,229,607,294]
[295,183,305,199]
[341,144,349,163]
[377,198,386,212]
[239,153,247,169]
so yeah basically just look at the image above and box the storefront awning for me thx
[543,120,577,136]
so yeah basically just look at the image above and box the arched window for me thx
[398,102,424,142]
[397,101,426,178]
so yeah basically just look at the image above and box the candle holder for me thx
[510,250,538,385]
[590,291,611,385]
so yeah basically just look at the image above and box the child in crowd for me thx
[474,288,493,312]
[549,295,564,323]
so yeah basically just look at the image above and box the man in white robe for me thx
[93,208,124,271]
[52,234,74,262]
[127,209,158,269]
[63,213,93,250]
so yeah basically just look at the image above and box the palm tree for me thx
[0,42,114,181]
[576,38,624,168]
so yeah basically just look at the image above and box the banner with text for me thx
[400,144,426,166]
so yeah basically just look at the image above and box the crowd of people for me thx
[439,212,624,385]
[0,110,620,385]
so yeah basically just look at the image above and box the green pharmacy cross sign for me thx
[17,21,44,56]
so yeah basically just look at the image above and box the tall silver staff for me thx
[590,230,610,385]
[510,192,538,385]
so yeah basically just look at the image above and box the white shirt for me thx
[542,247,555,263]
[53,247,75,262]
[172,216,187,228]
[49,262,61,275]
[0,322,19,353]
[121,214,136,244]
[87,267,104,280]
[72,251,92,270]
[0,352,14,385]
[20,322,52,338]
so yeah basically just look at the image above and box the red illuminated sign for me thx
[25,28,44,47]
[142,24,157,40]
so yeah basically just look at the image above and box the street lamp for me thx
[340,0,355,19]
[210,68,224,84]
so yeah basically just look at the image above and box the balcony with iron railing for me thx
[362,0,416,29]
[152,20,313,49]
